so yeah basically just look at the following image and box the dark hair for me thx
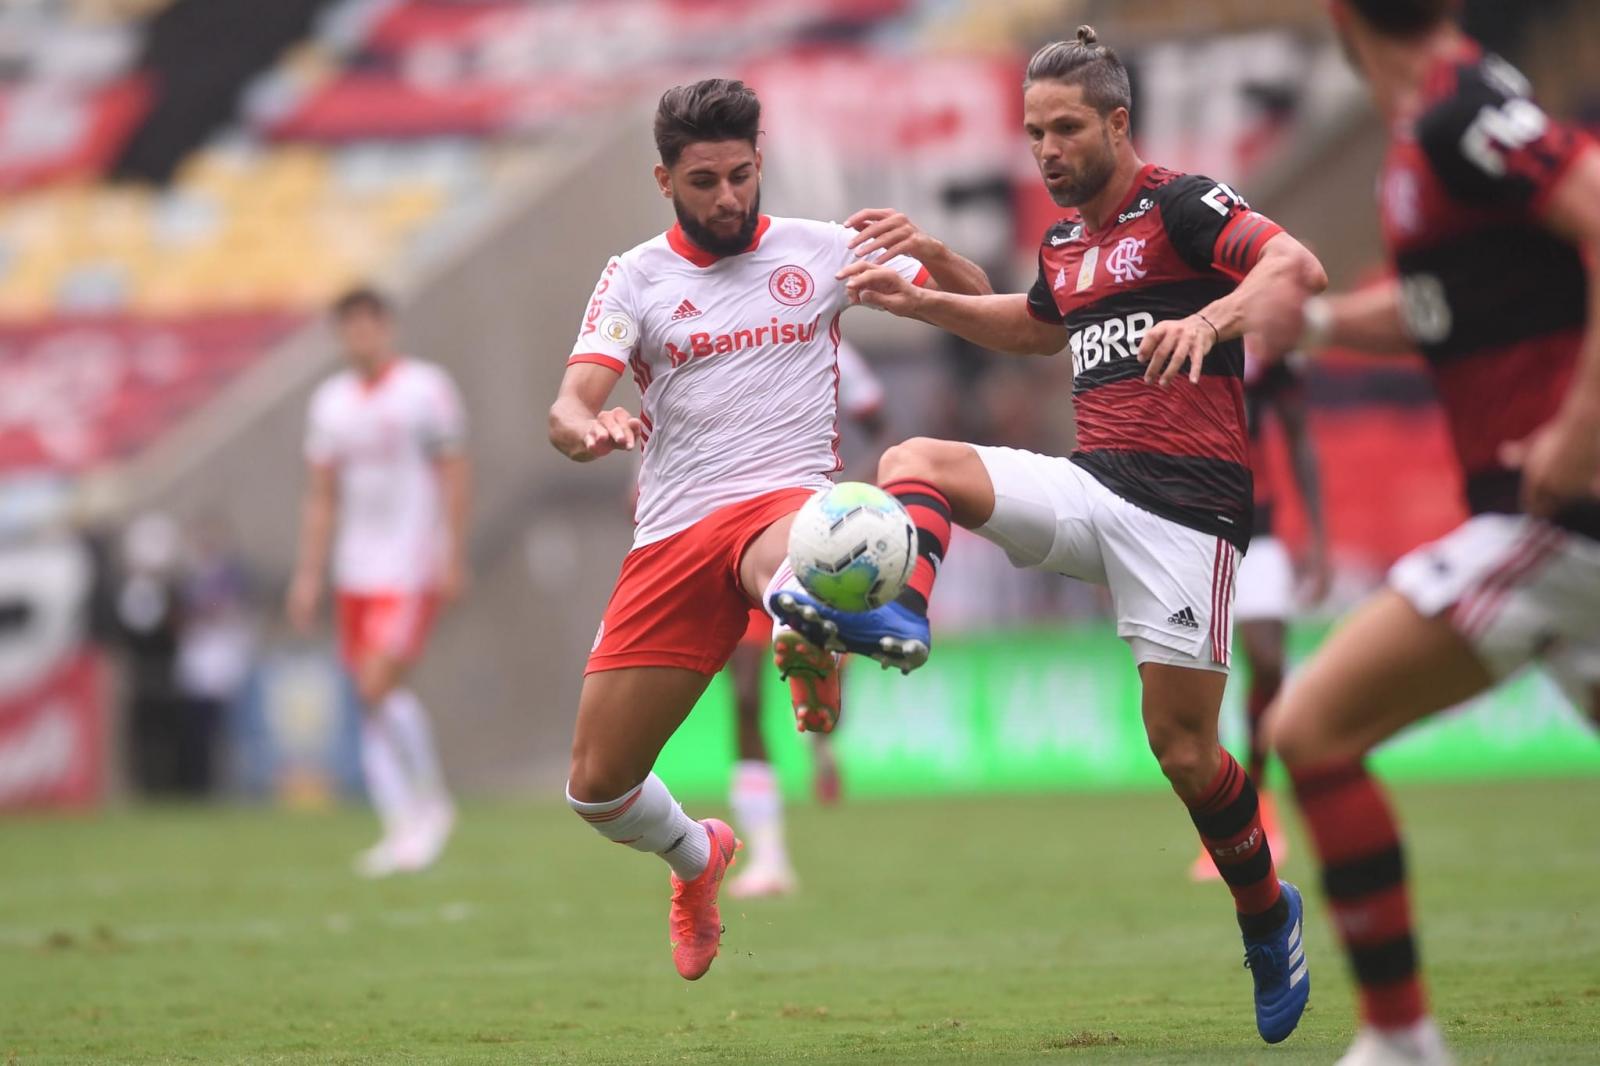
[1024,25,1132,116]
[653,78,761,167]
[1343,0,1456,37]
[331,286,391,319]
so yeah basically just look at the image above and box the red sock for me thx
[882,478,950,615]
[1188,749,1284,934]
[1289,760,1426,1029]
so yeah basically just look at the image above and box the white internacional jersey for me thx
[569,215,926,547]
[304,358,466,593]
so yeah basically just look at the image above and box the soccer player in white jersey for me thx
[726,338,887,899]
[549,79,991,980]
[288,288,470,877]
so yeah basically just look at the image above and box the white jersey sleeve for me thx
[835,339,885,420]
[568,256,640,374]
[304,382,340,467]
[414,363,467,455]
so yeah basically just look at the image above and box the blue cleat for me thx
[768,590,931,674]
[1245,880,1311,1044]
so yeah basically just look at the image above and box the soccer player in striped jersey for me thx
[773,27,1329,1044]
[1249,2,1600,1062]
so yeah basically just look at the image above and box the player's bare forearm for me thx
[293,465,336,582]
[1280,392,1327,544]
[918,241,994,298]
[549,362,630,462]
[910,289,1066,356]
[437,453,472,574]
[1321,283,1415,353]
[1200,234,1327,341]
[1545,153,1600,424]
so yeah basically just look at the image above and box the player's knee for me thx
[877,437,946,485]
[1148,730,1217,797]
[566,743,645,805]
[1265,695,1315,769]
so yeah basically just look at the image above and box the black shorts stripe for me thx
[1323,845,1405,901]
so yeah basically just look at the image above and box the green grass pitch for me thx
[3,780,1598,1064]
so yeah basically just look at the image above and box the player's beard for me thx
[675,190,762,257]
[1046,130,1117,208]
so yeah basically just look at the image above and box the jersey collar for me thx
[666,215,772,267]
[1078,162,1157,239]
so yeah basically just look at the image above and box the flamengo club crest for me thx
[1106,237,1148,283]
[769,265,814,307]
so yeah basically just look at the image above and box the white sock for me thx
[729,760,786,868]
[359,717,415,840]
[382,688,447,807]
[567,773,711,880]
[762,559,803,628]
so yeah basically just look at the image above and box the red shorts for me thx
[586,487,812,676]
[337,590,437,669]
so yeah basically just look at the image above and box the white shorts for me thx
[1390,513,1600,715]
[1234,535,1294,623]
[973,446,1240,672]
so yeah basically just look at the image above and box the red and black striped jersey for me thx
[1027,163,1285,551]
[1381,45,1600,538]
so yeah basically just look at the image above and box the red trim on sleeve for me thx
[568,353,626,373]
[911,265,932,288]
[1212,211,1285,280]
[1531,138,1597,219]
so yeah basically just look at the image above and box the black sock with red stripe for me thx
[1188,749,1287,937]
[1290,760,1426,1030]
[882,478,951,615]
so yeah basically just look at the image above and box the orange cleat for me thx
[1189,844,1223,882]
[669,818,740,980]
[774,629,842,734]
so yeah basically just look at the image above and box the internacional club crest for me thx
[769,265,814,307]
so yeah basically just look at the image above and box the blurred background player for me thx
[727,337,887,900]
[287,288,470,877]
[550,79,990,981]
[1250,1,1600,1062]
[1191,346,1327,880]
[778,27,1328,1044]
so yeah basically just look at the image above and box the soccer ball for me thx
[787,482,916,613]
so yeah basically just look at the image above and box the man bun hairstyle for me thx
[1024,25,1132,116]
[653,78,761,167]
[1343,0,1457,38]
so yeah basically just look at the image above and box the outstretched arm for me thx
[844,208,995,297]
[839,262,1066,357]
[549,362,644,462]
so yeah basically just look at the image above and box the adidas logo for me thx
[1166,606,1200,630]
[670,298,702,321]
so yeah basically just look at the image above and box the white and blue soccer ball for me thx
[787,482,916,613]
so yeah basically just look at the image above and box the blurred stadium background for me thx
[1,1,1598,1062]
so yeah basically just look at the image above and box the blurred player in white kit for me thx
[288,288,471,877]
